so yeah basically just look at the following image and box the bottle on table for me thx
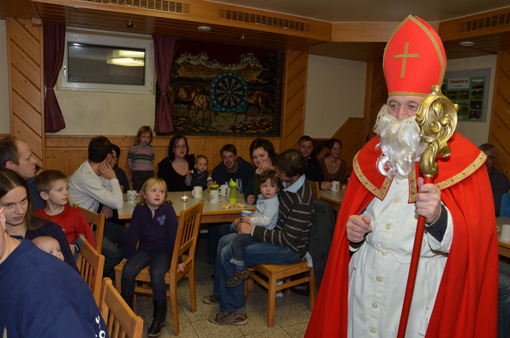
[229,179,238,205]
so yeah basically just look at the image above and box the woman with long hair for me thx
[0,169,78,271]
[319,138,347,189]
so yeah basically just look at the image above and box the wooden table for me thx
[498,217,510,258]
[117,191,256,223]
[319,188,346,212]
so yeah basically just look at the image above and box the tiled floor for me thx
[131,237,312,338]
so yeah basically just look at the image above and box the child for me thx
[128,126,155,192]
[226,170,281,288]
[120,177,185,337]
[33,236,64,261]
[34,170,95,255]
[185,155,213,190]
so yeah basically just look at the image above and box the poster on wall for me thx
[156,39,283,137]
[441,68,491,123]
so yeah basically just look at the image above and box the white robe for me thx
[348,177,454,338]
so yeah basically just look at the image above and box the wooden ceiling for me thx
[2,0,510,61]
[33,2,324,51]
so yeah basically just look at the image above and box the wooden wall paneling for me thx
[489,49,510,180]
[12,91,42,135]
[7,17,45,165]
[12,115,43,159]
[491,111,510,151]
[9,18,41,60]
[490,113,510,176]
[44,148,89,175]
[366,61,387,132]
[363,61,376,135]
[493,92,510,128]
[284,86,305,124]
[281,50,307,151]
[497,50,510,74]
[11,67,41,110]
[10,42,41,85]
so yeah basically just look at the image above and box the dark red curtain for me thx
[152,35,176,134]
[43,24,66,133]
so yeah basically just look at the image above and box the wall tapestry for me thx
[156,39,283,136]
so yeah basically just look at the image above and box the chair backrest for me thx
[76,206,105,254]
[171,200,204,279]
[99,278,144,338]
[77,235,105,306]
[308,180,321,199]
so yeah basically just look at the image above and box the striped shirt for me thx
[253,175,315,256]
[127,144,155,172]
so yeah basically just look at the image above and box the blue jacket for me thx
[0,239,109,338]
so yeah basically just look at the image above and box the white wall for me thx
[304,55,367,138]
[0,20,10,134]
[54,89,155,135]
[445,55,497,147]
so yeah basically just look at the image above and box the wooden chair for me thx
[99,278,144,338]
[245,260,317,327]
[114,201,204,335]
[76,206,105,255]
[308,180,321,198]
[76,235,105,306]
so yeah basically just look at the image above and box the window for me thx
[60,30,154,94]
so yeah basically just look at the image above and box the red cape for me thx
[306,133,499,338]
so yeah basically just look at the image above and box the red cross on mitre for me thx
[383,15,447,97]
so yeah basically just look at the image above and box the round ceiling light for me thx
[198,26,211,32]
[460,41,474,47]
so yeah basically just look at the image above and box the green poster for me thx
[441,76,485,122]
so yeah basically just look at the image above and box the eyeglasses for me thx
[174,144,187,149]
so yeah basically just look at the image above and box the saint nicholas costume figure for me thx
[305,15,498,338]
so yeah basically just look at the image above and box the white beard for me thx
[373,105,425,179]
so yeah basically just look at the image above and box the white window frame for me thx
[60,29,154,94]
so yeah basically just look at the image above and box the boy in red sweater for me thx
[34,170,95,255]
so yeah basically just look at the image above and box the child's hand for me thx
[178,263,186,272]
[240,215,252,224]
[120,258,127,265]
[70,243,75,255]
[234,218,240,227]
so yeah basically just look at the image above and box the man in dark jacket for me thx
[212,144,254,194]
